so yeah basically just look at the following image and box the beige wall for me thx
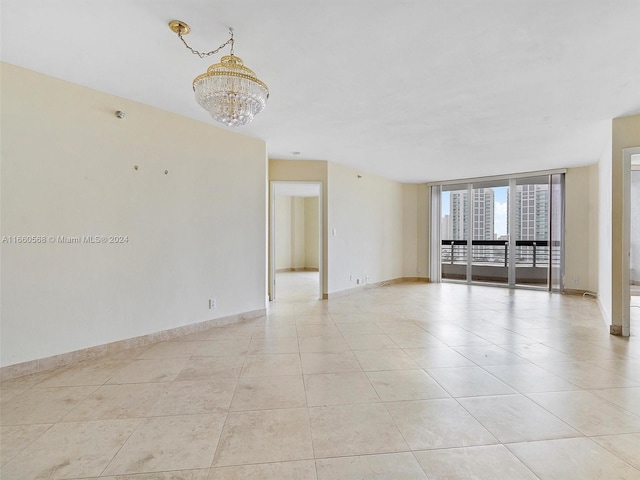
[274,195,293,270]
[1,63,267,367]
[417,184,431,279]
[588,163,600,291]
[327,162,405,293]
[401,184,429,280]
[631,170,640,284]
[403,185,419,277]
[565,165,599,293]
[304,196,320,269]
[292,197,306,269]
[599,132,613,324]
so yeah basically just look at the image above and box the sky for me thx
[494,187,508,236]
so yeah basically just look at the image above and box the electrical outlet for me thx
[365,276,370,282]
[572,277,578,285]
[209,298,217,309]
[356,278,361,285]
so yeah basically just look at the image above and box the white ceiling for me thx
[2,1,639,183]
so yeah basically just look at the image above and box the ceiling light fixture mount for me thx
[169,20,269,127]
[168,20,190,35]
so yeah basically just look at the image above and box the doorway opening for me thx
[269,181,322,302]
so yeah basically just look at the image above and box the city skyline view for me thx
[441,187,508,239]
[441,185,549,240]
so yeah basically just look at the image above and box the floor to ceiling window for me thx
[433,172,565,291]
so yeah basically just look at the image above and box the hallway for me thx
[273,271,320,302]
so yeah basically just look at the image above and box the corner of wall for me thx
[598,126,613,326]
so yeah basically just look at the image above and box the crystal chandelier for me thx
[169,21,269,127]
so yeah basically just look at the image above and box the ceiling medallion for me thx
[169,20,269,127]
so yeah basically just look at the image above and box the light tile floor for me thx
[2,272,640,479]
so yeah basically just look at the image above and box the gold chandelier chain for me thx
[177,30,234,59]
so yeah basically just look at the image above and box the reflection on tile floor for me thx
[2,272,640,479]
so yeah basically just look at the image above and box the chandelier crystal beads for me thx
[169,21,269,127]
[193,55,269,127]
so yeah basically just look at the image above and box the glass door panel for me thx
[470,180,509,284]
[514,175,550,288]
[549,173,564,292]
[441,184,469,281]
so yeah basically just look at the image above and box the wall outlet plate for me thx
[209,298,217,309]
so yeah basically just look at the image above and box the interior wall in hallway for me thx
[275,194,293,270]
[631,170,640,284]
[304,196,320,269]
[292,197,306,269]
[274,194,319,271]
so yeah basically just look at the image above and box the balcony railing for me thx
[441,239,560,284]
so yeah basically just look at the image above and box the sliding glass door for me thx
[436,173,564,291]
